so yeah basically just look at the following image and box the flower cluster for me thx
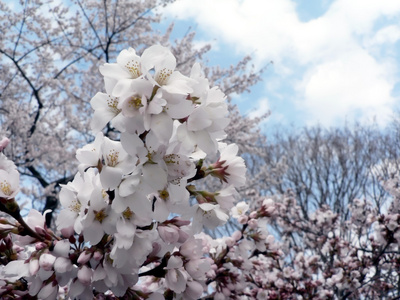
[0,45,247,299]
[3,44,400,300]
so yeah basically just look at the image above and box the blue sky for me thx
[160,0,400,130]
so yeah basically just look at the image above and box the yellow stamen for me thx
[156,68,173,85]
[127,97,143,110]
[107,149,119,167]
[0,180,12,196]
[159,189,169,200]
[94,209,107,223]
[125,60,141,78]
[107,95,121,114]
[122,207,133,220]
[68,199,81,213]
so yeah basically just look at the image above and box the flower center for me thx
[107,149,119,167]
[159,189,169,200]
[94,209,107,223]
[156,68,173,85]
[68,199,81,213]
[128,97,143,110]
[0,180,12,196]
[164,154,179,165]
[122,207,133,220]
[125,60,141,78]
[107,95,121,114]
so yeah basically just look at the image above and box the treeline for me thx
[252,120,400,218]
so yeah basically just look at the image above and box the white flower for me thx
[100,47,143,97]
[99,136,136,189]
[210,143,246,188]
[193,203,229,232]
[81,176,117,245]
[113,207,151,250]
[189,63,210,98]
[183,87,229,154]
[0,153,19,199]
[1,260,30,281]
[117,79,152,118]
[90,92,127,133]
[56,169,95,233]
[231,201,250,218]
[76,132,103,173]
[164,256,188,293]
[215,185,239,211]
[141,45,193,95]
[185,258,210,281]
[111,169,153,216]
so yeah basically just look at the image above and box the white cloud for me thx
[165,0,400,126]
[299,50,395,125]
[365,25,400,47]
[247,97,270,119]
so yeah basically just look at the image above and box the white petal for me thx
[100,63,130,79]
[141,45,176,72]
[53,239,70,257]
[84,222,104,245]
[100,166,123,189]
[150,113,173,144]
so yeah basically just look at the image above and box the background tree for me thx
[254,122,400,220]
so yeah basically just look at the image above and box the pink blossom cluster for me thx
[182,185,400,299]
[0,45,247,299]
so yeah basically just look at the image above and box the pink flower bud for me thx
[35,226,46,236]
[177,229,189,243]
[158,225,179,244]
[54,257,73,273]
[35,242,47,250]
[0,138,10,151]
[77,265,93,285]
[232,230,242,241]
[93,250,103,261]
[263,198,274,207]
[249,211,258,219]
[206,269,216,278]
[77,251,92,264]
[248,218,258,229]
[266,235,275,244]
[39,253,56,271]
[238,215,248,224]
[169,217,191,227]
[53,239,70,258]
[60,226,75,238]
[225,237,235,247]
[266,206,275,215]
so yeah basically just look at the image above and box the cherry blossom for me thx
[3,41,400,300]
[0,154,19,199]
